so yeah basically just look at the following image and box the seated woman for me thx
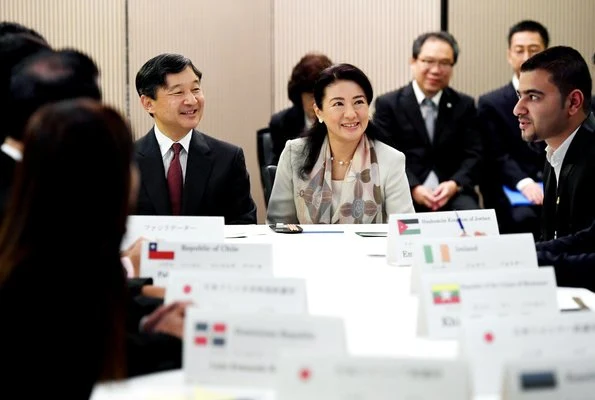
[267,63,414,224]
[0,99,132,397]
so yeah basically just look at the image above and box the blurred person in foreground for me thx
[267,63,414,224]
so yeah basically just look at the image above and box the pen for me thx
[454,210,467,236]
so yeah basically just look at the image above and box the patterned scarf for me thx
[296,135,384,224]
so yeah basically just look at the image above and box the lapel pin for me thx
[446,102,452,108]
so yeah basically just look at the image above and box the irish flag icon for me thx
[432,284,460,305]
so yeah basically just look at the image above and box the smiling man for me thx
[513,46,594,241]
[134,53,256,223]
[374,31,482,212]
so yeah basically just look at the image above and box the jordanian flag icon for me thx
[432,284,460,305]
[194,321,227,347]
[397,218,420,235]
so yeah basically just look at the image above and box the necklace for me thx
[330,157,351,166]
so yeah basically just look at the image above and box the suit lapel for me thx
[137,129,171,214]
[434,88,455,145]
[401,84,430,145]
[183,130,213,215]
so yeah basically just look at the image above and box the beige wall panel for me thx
[273,0,441,113]
[449,0,595,99]
[0,0,127,115]
[128,0,272,223]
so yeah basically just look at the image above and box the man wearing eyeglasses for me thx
[477,21,549,238]
[374,31,482,212]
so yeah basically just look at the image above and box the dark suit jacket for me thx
[536,220,595,292]
[135,128,257,224]
[269,105,306,165]
[374,83,482,192]
[541,113,595,241]
[478,83,546,189]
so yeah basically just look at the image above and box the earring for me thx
[318,117,323,123]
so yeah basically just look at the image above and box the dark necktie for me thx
[422,98,437,141]
[167,143,183,215]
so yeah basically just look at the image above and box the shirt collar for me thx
[545,125,581,168]
[512,74,520,91]
[412,79,442,107]
[153,125,193,157]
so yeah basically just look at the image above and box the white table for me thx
[92,224,595,400]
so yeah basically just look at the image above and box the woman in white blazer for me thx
[267,63,414,224]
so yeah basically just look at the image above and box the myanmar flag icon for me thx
[397,218,421,235]
[432,284,460,305]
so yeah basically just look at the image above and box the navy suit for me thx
[135,128,257,224]
[541,113,595,241]
[268,105,306,165]
[374,83,482,211]
[477,83,546,236]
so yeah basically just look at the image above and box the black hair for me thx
[508,20,550,48]
[412,31,459,64]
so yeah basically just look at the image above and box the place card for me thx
[461,312,595,395]
[418,267,558,339]
[387,209,499,266]
[165,271,307,314]
[140,241,273,286]
[183,310,346,387]
[411,233,538,293]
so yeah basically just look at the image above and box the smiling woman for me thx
[267,63,415,225]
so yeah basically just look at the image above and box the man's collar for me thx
[1,139,23,161]
[153,125,193,157]
[412,80,442,107]
[512,74,520,91]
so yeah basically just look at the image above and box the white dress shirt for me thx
[153,125,192,183]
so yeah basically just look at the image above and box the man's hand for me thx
[432,180,458,210]
[521,182,544,205]
[142,301,192,339]
[412,185,438,210]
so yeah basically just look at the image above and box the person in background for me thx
[478,20,549,237]
[267,63,414,224]
[0,99,131,397]
[134,53,256,223]
[268,52,333,164]
[374,32,482,212]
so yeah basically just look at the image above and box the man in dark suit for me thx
[374,32,482,212]
[514,46,594,242]
[135,53,256,224]
[478,21,549,237]
[268,52,332,164]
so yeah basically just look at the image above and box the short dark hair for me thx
[412,31,459,64]
[287,52,333,106]
[300,63,382,178]
[0,21,46,42]
[8,49,102,140]
[508,20,550,48]
[135,53,202,99]
[521,46,591,113]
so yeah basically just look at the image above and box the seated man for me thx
[374,32,482,212]
[135,53,256,224]
[268,52,332,164]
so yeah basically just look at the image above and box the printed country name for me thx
[181,244,239,252]
[336,365,443,380]
[454,245,478,252]
[459,280,550,290]
[421,216,491,224]
[441,316,460,327]
[235,328,315,340]
[210,361,276,373]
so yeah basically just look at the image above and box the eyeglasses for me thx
[418,58,454,70]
